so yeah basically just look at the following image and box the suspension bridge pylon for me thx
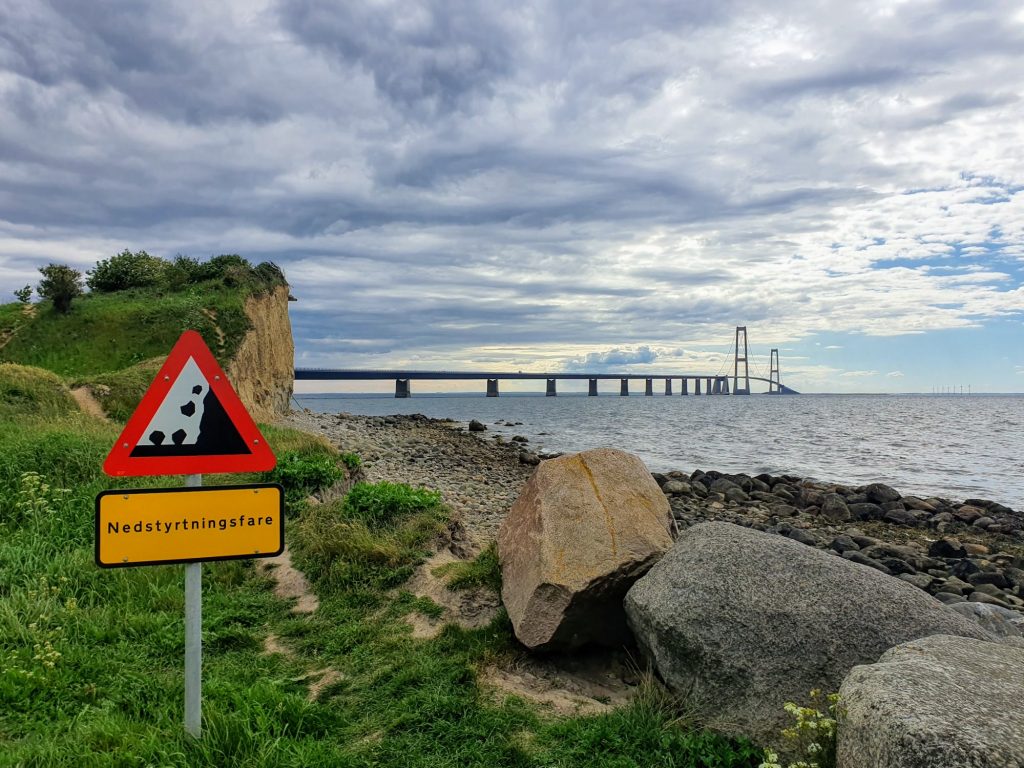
[733,326,751,395]
[769,348,781,394]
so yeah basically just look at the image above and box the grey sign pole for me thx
[184,473,202,738]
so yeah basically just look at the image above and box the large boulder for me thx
[623,522,991,745]
[497,448,672,651]
[838,635,1024,767]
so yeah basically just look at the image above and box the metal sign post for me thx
[184,473,202,739]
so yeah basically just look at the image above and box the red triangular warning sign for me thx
[103,331,277,477]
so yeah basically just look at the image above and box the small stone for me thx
[662,480,691,495]
[468,419,487,432]
[829,535,860,554]
[843,550,893,575]
[954,505,985,523]
[786,528,819,546]
[849,503,884,520]
[821,493,851,522]
[928,537,967,558]
[898,573,934,591]
[971,582,1008,598]
[883,508,917,526]
[968,591,1011,608]
[864,483,900,504]
[972,516,995,529]
[967,571,1010,589]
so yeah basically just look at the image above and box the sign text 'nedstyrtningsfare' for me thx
[95,484,284,568]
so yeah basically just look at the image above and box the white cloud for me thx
[887,370,905,377]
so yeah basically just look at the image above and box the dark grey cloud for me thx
[278,0,514,116]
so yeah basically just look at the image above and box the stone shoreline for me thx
[283,409,1024,636]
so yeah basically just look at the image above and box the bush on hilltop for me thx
[36,263,83,314]
[86,250,166,293]
[84,250,286,295]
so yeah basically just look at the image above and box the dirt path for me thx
[257,546,319,614]
[70,386,111,422]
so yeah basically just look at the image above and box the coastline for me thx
[285,409,1024,629]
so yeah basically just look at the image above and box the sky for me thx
[1,0,1023,394]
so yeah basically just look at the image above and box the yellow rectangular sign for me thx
[95,484,284,568]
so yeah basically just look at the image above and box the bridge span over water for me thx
[295,327,798,397]
[294,368,798,397]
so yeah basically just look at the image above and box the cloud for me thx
[840,370,879,378]
[0,0,1022,391]
[563,346,658,372]
[824,345,843,349]
[886,370,905,377]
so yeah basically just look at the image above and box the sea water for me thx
[294,392,1024,510]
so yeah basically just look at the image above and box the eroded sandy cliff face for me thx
[226,285,294,422]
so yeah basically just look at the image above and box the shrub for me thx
[760,690,841,768]
[36,264,83,314]
[263,450,345,507]
[14,286,31,304]
[162,255,212,286]
[86,250,166,292]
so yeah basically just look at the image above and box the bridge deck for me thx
[296,369,773,382]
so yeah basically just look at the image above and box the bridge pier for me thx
[681,377,688,395]
[546,378,557,397]
[694,378,700,395]
[588,378,598,396]
[486,378,499,397]
[620,378,629,396]
[645,378,653,396]
[395,378,411,398]
[706,377,713,394]
[665,378,672,395]
[722,378,730,395]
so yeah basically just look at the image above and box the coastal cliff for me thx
[226,284,294,422]
[0,254,295,423]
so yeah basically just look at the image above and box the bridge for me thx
[295,326,799,397]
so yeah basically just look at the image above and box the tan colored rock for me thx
[226,285,294,422]
[497,448,673,651]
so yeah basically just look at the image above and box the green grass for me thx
[0,405,762,767]
[0,282,253,378]
[0,363,80,422]
[435,542,503,592]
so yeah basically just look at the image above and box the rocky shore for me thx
[283,409,1024,635]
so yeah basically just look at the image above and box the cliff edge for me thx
[226,284,294,422]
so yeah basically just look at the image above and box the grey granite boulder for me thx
[623,522,991,745]
[838,635,1024,767]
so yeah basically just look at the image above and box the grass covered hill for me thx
[0,252,286,377]
[0,252,288,420]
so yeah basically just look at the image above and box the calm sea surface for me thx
[294,393,1024,510]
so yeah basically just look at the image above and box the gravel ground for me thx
[283,410,535,548]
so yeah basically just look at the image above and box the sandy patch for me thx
[481,652,637,717]
[404,549,501,639]
[258,546,319,614]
